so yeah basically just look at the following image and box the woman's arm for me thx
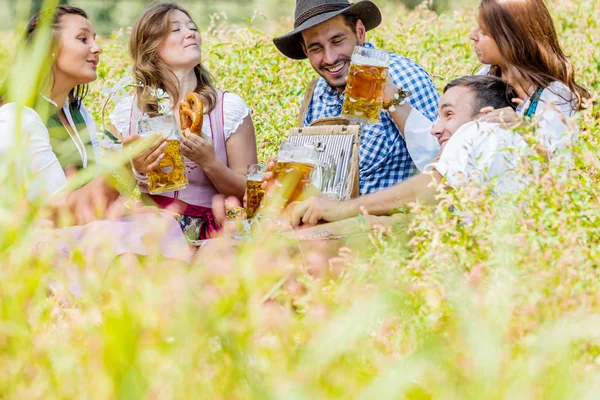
[182,114,258,200]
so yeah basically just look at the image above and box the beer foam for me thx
[276,156,318,166]
[247,174,263,182]
[351,53,389,68]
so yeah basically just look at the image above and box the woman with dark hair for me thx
[110,2,258,240]
[0,6,192,263]
[470,0,590,154]
[0,5,105,202]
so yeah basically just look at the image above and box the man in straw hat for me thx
[273,0,441,195]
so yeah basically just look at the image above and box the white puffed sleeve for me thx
[222,93,252,141]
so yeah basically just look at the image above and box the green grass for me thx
[1,0,600,398]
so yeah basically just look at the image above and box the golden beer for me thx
[246,178,265,219]
[341,46,390,124]
[272,160,315,204]
[146,139,188,194]
[137,114,188,194]
[246,163,266,218]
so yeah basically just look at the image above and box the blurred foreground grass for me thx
[1,0,600,398]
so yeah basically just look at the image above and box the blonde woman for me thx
[111,2,258,240]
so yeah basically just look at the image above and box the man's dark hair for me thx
[342,13,359,34]
[300,13,359,45]
[443,75,518,115]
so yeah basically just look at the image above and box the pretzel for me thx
[179,92,204,134]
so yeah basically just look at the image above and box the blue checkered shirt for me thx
[303,42,439,195]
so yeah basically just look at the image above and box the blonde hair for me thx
[129,2,216,115]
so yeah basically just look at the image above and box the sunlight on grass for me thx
[0,0,599,397]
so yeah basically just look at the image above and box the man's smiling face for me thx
[431,85,480,151]
[301,15,366,91]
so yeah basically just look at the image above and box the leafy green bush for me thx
[1,0,600,398]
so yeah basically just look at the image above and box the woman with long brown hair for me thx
[470,0,590,155]
[110,2,258,240]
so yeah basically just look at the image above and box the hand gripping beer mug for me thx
[272,141,319,205]
[246,163,266,219]
[138,115,188,194]
[341,46,390,124]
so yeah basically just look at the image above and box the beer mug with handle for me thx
[272,141,319,206]
[341,46,390,124]
[246,163,266,219]
[138,115,188,194]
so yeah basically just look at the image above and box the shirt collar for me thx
[41,94,71,112]
[41,94,59,108]
[316,41,376,106]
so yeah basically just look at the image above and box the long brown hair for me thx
[25,5,90,109]
[129,2,216,115]
[478,0,590,110]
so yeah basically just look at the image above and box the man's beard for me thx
[330,80,347,89]
[318,56,351,88]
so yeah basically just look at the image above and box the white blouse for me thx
[424,121,531,195]
[515,81,578,154]
[110,92,252,141]
[0,99,100,201]
[476,66,578,153]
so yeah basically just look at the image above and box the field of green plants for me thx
[1,0,600,398]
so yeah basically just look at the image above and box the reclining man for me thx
[273,0,441,195]
[288,75,532,227]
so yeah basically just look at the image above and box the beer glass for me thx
[246,163,266,219]
[272,141,319,205]
[137,115,188,194]
[341,46,390,124]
